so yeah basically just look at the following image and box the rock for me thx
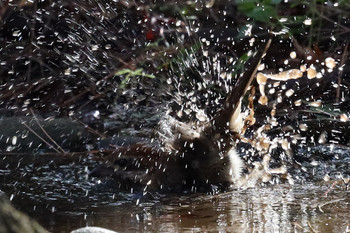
[71,226,118,233]
[0,193,48,233]
[0,116,93,152]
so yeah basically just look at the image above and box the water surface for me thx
[0,147,349,233]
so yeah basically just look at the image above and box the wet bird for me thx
[92,38,272,193]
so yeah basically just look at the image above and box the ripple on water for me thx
[0,146,349,232]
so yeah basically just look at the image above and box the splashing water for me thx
[153,35,347,192]
[0,1,349,232]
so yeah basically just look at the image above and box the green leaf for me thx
[115,68,155,89]
[245,5,277,22]
[270,0,282,4]
[236,0,257,3]
[115,69,133,75]
[237,2,256,13]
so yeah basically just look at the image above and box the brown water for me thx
[0,147,349,233]
[23,184,350,233]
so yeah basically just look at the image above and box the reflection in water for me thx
[30,185,348,233]
[1,152,349,233]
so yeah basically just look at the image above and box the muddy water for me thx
[0,149,349,233]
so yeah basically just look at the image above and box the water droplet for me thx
[340,114,349,122]
[11,136,17,145]
[290,51,297,59]
[64,69,71,75]
[325,57,336,69]
[285,89,294,97]
[299,124,308,131]
[307,66,317,79]
[303,18,312,25]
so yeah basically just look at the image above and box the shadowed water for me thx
[0,145,349,233]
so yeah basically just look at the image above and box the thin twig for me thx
[20,118,61,153]
[317,13,350,33]
[74,118,106,138]
[30,109,66,153]
[318,198,345,213]
[293,222,304,230]
[308,221,319,233]
[323,180,338,197]
[60,88,91,107]
[0,149,115,157]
